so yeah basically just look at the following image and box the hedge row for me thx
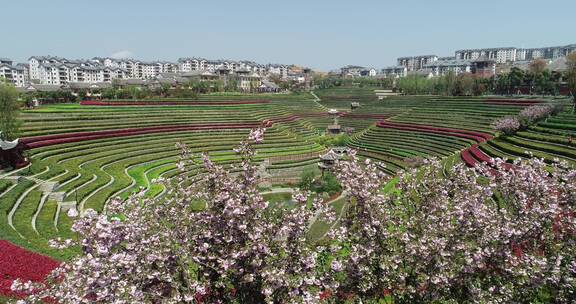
[81,100,271,106]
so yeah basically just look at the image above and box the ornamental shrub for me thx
[492,116,521,135]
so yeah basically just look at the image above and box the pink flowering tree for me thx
[12,128,335,303]
[326,155,576,302]
[493,104,564,135]
[12,129,576,303]
[518,104,564,126]
[492,116,521,135]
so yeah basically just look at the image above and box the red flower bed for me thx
[21,112,396,150]
[341,113,390,119]
[484,99,543,106]
[0,240,60,297]
[262,112,391,128]
[21,123,262,149]
[374,121,507,170]
[468,144,491,164]
[460,148,478,167]
[80,100,271,106]
[376,121,493,143]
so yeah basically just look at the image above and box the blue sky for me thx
[2,0,574,71]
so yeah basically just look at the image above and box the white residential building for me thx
[0,58,28,87]
[519,44,576,61]
[339,65,365,77]
[266,64,289,79]
[178,57,289,78]
[235,69,262,91]
[397,55,438,71]
[94,58,176,79]
[361,68,377,77]
[381,66,408,78]
[29,56,128,85]
[455,45,576,64]
[455,47,516,64]
[423,59,473,76]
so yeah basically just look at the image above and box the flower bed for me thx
[21,123,263,149]
[466,144,513,169]
[80,100,271,106]
[0,240,59,297]
[341,113,390,119]
[484,99,543,106]
[376,121,493,142]
[374,121,502,169]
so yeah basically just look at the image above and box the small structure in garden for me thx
[318,149,342,175]
[326,109,341,135]
[331,146,349,155]
[326,124,341,135]
[350,102,360,110]
[0,132,28,169]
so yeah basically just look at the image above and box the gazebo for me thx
[326,124,341,135]
[318,149,342,175]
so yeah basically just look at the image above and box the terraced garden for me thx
[480,110,576,166]
[0,90,574,271]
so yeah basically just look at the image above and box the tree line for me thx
[396,57,576,97]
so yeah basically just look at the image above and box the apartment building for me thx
[91,58,177,79]
[380,66,408,78]
[519,44,576,60]
[29,56,128,85]
[424,59,473,76]
[397,55,438,71]
[455,44,576,63]
[266,64,289,79]
[235,69,262,91]
[177,57,288,78]
[0,58,28,87]
[455,48,517,64]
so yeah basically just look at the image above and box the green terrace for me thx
[1,91,573,260]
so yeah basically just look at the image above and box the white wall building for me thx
[455,48,516,64]
[29,56,128,85]
[423,59,473,76]
[381,66,408,78]
[266,64,289,79]
[519,44,576,61]
[178,57,289,78]
[455,44,576,64]
[397,55,438,71]
[0,58,28,87]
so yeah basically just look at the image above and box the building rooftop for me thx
[181,70,216,77]
[424,59,472,67]
[472,55,496,63]
[382,65,406,70]
[320,150,341,161]
[66,82,112,89]
[398,55,438,59]
[455,47,516,52]
[24,84,63,92]
[261,79,279,89]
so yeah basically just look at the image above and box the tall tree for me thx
[0,81,21,140]
[508,67,525,94]
[528,59,548,95]
[566,52,576,113]
[529,59,547,75]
